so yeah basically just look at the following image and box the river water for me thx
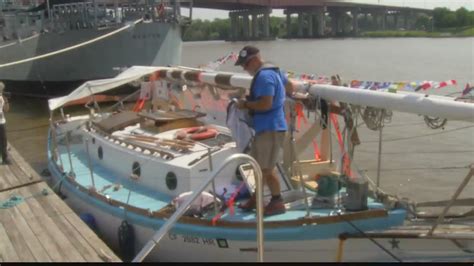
[6,37,474,204]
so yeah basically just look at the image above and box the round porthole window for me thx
[98,146,103,160]
[132,162,141,177]
[165,172,177,190]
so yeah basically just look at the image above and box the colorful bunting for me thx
[199,52,238,70]
[462,83,473,96]
[287,69,458,93]
[349,79,458,92]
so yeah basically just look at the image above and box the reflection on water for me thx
[6,38,474,204]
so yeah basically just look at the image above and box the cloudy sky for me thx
[190,0,473,20]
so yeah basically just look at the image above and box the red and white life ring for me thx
[176,126,218,141]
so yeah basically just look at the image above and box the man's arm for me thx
[238,73,275,111]
[242,95,272,111]
[2,97,8,112]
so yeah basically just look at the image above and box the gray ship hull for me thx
[0,21,182,96]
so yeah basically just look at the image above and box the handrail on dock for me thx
[132,153,265,262]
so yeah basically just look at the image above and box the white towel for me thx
[226,100,254,153]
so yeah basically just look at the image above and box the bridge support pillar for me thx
[382,9,387,30]
[393,12,399,30]
[330,11,337,36]
[286,12,292,38]
[307,12,314,37]
[243,13,250,40]
[352,8,359,35]
[403,10,412,30]
[229,12,238,41]
[373,12,381,31]
[227,8,273,41]
[330,9,343,36]
[316,7,326,37]
[251,13,258,39]
[263,8,271,39]
[297,12,303,38]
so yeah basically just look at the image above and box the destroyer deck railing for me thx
[132,153,266,262]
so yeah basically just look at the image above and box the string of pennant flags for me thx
[198,51,472,96]
[198,51,239,71]
[349,79,458,91]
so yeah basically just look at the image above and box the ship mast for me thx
[46,0,51,19]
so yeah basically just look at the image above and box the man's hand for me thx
[237,99,247,109]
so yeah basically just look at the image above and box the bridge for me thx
[191,0,433,40]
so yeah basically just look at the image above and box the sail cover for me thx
[48,66,160,111]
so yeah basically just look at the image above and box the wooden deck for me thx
[0,143,121,262]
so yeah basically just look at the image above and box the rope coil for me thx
[424,115,448,130]
[361,107,392,131]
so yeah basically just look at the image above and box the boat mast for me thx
[93,0,97,27]
[46,0,51,19]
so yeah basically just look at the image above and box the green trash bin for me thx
[316,175,340,197]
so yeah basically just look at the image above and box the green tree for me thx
[444,12,458,27]
[455,7,470,27]
[269,16,285,38]
[415,14,431,30]
[183,18,233,41]
[433,7,451,28]
[209,18,230,40]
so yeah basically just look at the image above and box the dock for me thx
[0,143,121,262]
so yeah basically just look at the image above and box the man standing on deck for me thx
[234,45,294,216]
[0,82,10,165]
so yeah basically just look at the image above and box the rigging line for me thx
[7,124,50,132]
[364,125,474,143]
[17,32,49,94]
[361,166,470,172]
[0,18,144,69]
[355,150,474,155]
[337,212,403,262]
[383,121,426,128]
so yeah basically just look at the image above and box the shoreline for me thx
[183,27,474,42]
[184,34,474,43]
[359,28,474,38]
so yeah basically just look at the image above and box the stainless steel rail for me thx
[132,153,265,262]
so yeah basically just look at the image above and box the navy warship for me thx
[0,0,191,97]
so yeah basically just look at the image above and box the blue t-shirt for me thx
[249,68,288,134]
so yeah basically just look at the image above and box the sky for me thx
[190,0,473,20]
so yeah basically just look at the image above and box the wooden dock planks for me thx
[0,143,121,262]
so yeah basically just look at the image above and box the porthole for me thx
[132,162,141,177]
[98,146,103,160]
[165,172,177,190]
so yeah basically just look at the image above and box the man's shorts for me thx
[250,131,286,170]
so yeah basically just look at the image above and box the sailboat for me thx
[44,66,474,262]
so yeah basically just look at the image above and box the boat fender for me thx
[171,191,222,217]
[118,220,135,262]
[41,168,51,177]
[176,126,218,141]
[80,213,97,232]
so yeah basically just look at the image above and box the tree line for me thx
[432,7,474,28]
[182,7,474,41]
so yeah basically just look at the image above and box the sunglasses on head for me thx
[243,55,256,68]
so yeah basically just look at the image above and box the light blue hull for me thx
[46,132,415,262]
